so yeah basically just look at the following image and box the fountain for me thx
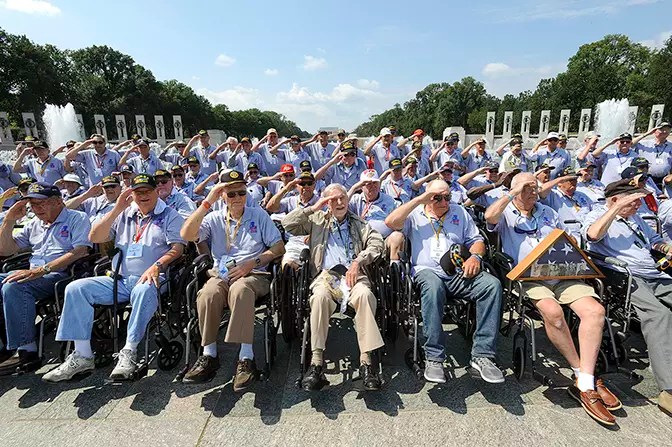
[594,99,632,143]
[42,103,81,157]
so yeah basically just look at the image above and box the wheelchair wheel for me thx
[595,348,609,375]
[512,331,527,381]
[157,340,184,371]
[280,266,296,343]
[387,263,401,342]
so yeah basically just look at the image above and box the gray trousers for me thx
[631,276,672,391]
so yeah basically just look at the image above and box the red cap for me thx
[280,164,295,174]
[412,129,424,137]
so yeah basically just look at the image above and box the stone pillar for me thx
[135,115,147,138]
[485,112,496,146]
[0,112,14,145]
[154,115,166,145]
[539,110,551,136]
[75,114,86,140]
[173,115,183,141]
[93,114,108,140]
[559,109,571,135]
[578,108,592,139]
[521,111,532,140]
[503,111,513,139]
[628,106,639,134]
[21,112,38,138]
[115,115,128,141]
[649,104,665,131]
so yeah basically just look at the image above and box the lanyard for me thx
[616,151,630,166]
[655,142,668,158]
[331,217,353,260]
[424,210,447,240]
[38,157,51,175]
[389,180,403,199]
[225,211,243,251]
[563,192,582,211]
[134,214,153,242]
[95,152,107,169]
[361,199,375,219]
[618,217,647,247]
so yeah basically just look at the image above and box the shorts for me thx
[523,280,598,305]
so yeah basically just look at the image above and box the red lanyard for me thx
[361,200,373,219]
[389,181,402,198]
[134,215,153,242]
[96,152,107,168]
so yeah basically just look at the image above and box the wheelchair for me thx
[175,253,281,382]
[0,250,100,369]
[281,248,390,388]
[79,247,193,381]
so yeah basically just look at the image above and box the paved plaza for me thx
[0,316,670,447]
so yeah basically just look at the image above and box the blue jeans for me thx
[415,269,502,362]
[56,275,158,344]
[0,271,66,349]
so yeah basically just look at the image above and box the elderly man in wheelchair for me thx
[584,178,672,417]
[485,172,621,426]
[180,170,285,390]
[43,174,186,382]
[282,183,386,391]
[0,182,92,375]
[385,179,504,384]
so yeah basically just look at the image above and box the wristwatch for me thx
[41,264,52,274]
[470,254,483,263]
[254,257,261,267]
[154,261,164,271]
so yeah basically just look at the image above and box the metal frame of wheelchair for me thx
[279,248,391,388]
[175,253,281,382]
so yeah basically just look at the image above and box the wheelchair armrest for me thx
[192,253,213,269]
[398,252,409,264]
[1,252,32,272]
[584,250,628,268]
[492,251,514,269]
[299,248,310,262]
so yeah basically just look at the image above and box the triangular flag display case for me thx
[506,228,604,281]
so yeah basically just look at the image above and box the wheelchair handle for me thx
[585,250,627,268]
[299,248,310,262]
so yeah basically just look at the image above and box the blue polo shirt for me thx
[279,148,311,173]
[369,142,400,174]
[164,188,196,218]
[111,199,185,277]
[348,191,398,238]
[324,159,367,190]
[23,155,66,185]
[176,181,200,201]
[436,149,465,176]
[80,195,116,223]
[228,151,264,174]
[323,217,354,270]
[402,205,482,280]
[658,199,672,242]
[583,205,667,280]
[576,179,605,204]
[127,153,163,175]
[189,144,217,175]
[635,140,672,178]
[246,180,266,205]
[543,189,593,224]
[589,149,637,185]
[278,193,319,214]
[529,148,571,179]
[382,177,413,203]
[256,143,285,175]
[14,207,92,270]
[74,149,121,186]
[198,205,282,271]
[306,142,337,170]
[463,150,494,172]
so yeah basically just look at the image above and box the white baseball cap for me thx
[584,131,600,140]
[379,127,392,137]
[360,169,380,182]
[267,128,278,135]
[546,132,560,140]
[62,174,82,185]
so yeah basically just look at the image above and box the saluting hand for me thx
[114,187,134,210]
[4,200,28,221]
[205,182,227,204]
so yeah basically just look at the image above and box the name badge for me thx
[655,158,665,165]
[127,243,143,259]
[617,165,625,174]
[430,236,449,263]
[218,255,234,279]
[94,168,103,177]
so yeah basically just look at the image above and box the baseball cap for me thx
[18,177,36,189]
[584,131,600,140]
[347,133,357,140]
[405,156,418,166]
[412,129,424,137]
[247,163,259,171]
[66,140,77,148]
[131,174,156,190]
[136,139,149,146]
[169,165,184,173]
[439,163,454,173]
[341,141,356,153]
[121,165,135,173]
[33,140,49,150]
[558,134,568,141]
[298,171,315,182]
[154,169,170,178]
[198,129,208,136]
[174,140,186,146]
[24,136,35,142]
[360,169,380,182]
[618,132,633,141]
[658,121,671,129]
[267,128,278,135]
[389,158,403,170]
[240,137,251,144]
[546,132,560,140]
[299,160,312,172]
[101,175,121,187]
[484,161,499,170]
[280,164,295,174]
[187,156,200,165]
[631,157,650,168]
[62,174,82,185]
[475,137,486,144]
[448,132,459,141]
[337,128,346,135]
[605,178,650,198]
[535,162,555,173]
[25,182,61,199]
[578,162,597,172]
[379,127,392,137]
[412,141,423,150]
[219,169,246,185]
[318,129,328,135]
[131,134,141,140]
[559,166,578,177]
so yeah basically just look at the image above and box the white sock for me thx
[203,342,218,358]
[577,372,595,392]
[390,259,401,267]
[17,342,37,352]
[74,340,93,358]
[239,343,254,360]
[122,340,139,353]
[571,366,580,377]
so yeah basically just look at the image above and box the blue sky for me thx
[0,0,670,132]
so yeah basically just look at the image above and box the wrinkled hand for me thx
[3,268,46,284]
[205,182,227,204]
[510,179,537,196]
[138,264,161,288]
[227,259,254,285]
[5,200,27,221]
[615,192,648,210]
[114,187,134,210]
[87,183,104,197]
[0,187,18,201]
[418,190,437,205]
[345,260,360,288]
[462,256,481,279]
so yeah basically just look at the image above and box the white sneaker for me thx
[109,349,137,380]
[42,351,95,383]
[424,360,447,383]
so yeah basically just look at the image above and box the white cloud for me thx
[214,53,236,68]
[264,68,279,76]
[482,63,513,77]
[191,75,200,81]
[302,55,328,71]
[0,0,61,15]
[197,87,264,110]
[639,30,672,49]
[356,79,380,90]
[481,62,560,79]
[483,0,660,23]
[481,61,566,97]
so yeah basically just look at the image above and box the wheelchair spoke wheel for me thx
[512,331,527,381]
[157,340,184,371]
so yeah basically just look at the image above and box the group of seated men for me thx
[0,123,670,427]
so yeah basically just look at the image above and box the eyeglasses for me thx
[226,190,247,198]
[337,133,345,137]
[619,139,632,143]
[188,164,199,168]
[172,173,184,178]
[343,153,356,158]
[513,215,539,235]
[248,170,259,175]
[157,179,171,185]
[281,173,294,178]
[299,181,314,187]
[103,185,119,190]
[432,194,451,203]
[93,141,105,145]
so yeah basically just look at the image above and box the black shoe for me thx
[183,355,220,384]
[0,350,41,376]
[359,363,382,390]
[0,348,13,365]
[302,364,329,391]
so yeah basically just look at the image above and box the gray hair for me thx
[322,183,347,198]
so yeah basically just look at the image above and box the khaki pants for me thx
[309,271,384,353]
[196,270,270,346]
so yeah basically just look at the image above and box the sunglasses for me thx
[291,141,300,145]
[103,185,119,190]
[226,190,247,198]
[514,216,539,235]
[176,145,186,149]
[337,133,345,137]
[157,179,171,185]
[188,164,199,168]
[299,181,314,187]
[343,153,356,158]
[172,173,184,178]
[432,194,451,203]
[619,139,632,143]
[94,141,105,145]
[547,138,559,142]
[281,173,294,178]
[248,170,259,175]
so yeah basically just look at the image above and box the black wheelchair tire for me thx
[157,340,184,371]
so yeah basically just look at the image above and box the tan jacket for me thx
[282,207,384,278]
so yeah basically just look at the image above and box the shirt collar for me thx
[40,206,68,227]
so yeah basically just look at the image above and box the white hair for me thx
[322,183,347,198]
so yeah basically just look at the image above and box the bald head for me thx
[510,172,535,190]
[426,179,450,194]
